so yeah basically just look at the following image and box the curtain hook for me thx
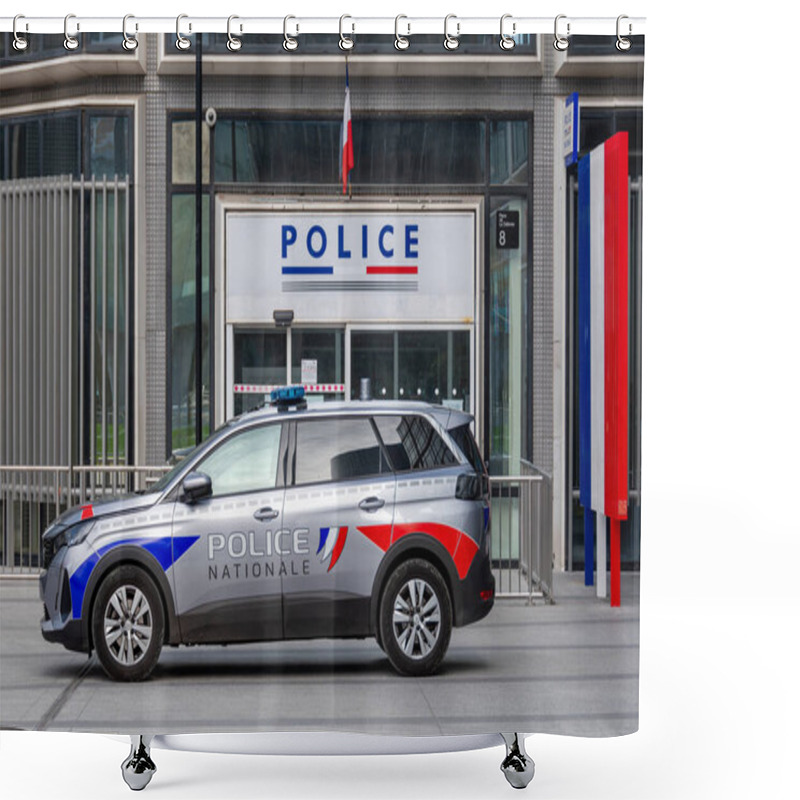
[64,13,79,51]
[227,15,242,51]
[394,15,410,51]
[499,14,516,51]
[122,15,138,52]
[175,14,191,51]
[12,14,29,51]
[554,14,570,51]
[443,14,460,51]
[283,15,299,51]
[616,15,632,51]
[339,14,355,51]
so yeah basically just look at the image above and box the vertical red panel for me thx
[603,131,629,523]
[604,132,628,608]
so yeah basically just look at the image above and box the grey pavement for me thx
[0,572,638,738]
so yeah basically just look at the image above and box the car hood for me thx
[52,492,159,529]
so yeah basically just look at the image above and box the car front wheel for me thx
[92,565,164,681]
[379,558,452,676]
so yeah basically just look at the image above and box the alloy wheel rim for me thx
[392,578,441,660]
[103,585,153,666]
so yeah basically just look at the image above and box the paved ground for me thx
[0,572,639,737]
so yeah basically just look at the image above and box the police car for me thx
[40,388,494,681]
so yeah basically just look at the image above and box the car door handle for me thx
[254,507,280,522]
[358,496,385,512]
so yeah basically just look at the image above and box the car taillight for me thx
[480,590,494,602]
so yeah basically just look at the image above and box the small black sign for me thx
[496,210,520,250]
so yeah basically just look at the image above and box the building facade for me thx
[0,31,643,574]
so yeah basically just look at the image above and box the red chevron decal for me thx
[357,522,479,580]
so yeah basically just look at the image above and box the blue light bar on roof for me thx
[270,385,306,406]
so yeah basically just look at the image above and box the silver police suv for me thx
[40,389,494,681]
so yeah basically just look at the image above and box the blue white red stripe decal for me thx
[577,131,629,606]
[69,535,200,619]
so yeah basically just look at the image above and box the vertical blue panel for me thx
[577,154,592,511]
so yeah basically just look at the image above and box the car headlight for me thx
[43,519,96,553]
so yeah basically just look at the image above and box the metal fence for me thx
[0,174,132,469]
[489,461,553,603]
[1,462,554,602]
[0,465,170,573]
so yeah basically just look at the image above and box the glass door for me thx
[232,329,287,416]
[230,327,345,417]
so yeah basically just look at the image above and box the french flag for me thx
[341,64,354,195]
[318,526,349,572]
[577,131,629,607]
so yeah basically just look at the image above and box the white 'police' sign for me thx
[226,210,476,324]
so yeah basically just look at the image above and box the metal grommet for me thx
[227,15,242,52]
[339,14,354,51]
[394,15,410,50]
[616,15,632,51]
[64,13,79,51]
[554,14,570,51]
[443,14,460,51]
[175,14,191,51]
[499,14,516,51]
[122,15,138,52]
[283,15,299,51]
[12,14,28,51]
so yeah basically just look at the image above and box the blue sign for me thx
[563,92,579,167]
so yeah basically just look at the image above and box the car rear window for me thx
[447,423,486,475]
[374,415,457,472]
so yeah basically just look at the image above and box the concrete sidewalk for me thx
[0,572,639,737]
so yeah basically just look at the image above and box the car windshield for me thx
[142,422,234,494]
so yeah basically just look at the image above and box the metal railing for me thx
[489,461,553,603]
[0,465,170,573]
[1,462,554,601]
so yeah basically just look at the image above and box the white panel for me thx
[226,211,475,324]
[590,146,605,514]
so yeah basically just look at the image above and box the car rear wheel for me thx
[379,558,452,676]
[92,565,164,681]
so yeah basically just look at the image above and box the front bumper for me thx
[39,560,90,653]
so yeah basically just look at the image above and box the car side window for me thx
[373,415,457,471]
[196,423,282,497]
[294,418,390,485]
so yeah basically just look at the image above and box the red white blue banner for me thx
[577,131,630,522]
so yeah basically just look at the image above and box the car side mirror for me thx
[181,471,212,504]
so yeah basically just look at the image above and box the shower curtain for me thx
[0,8,644,759]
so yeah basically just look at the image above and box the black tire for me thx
[379,558,452,676]
[91,565,164,682]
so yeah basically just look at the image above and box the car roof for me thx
[232,399,473,430]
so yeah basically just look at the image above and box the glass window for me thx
[165,32,537,56]
[198,423,282,496]
[374,415,456,472]
[568,35,644,57]
[354,119,484,185]
[42,115,80,177]
[89,115,130,179]
[294,418,387,485]
[350,330,470,408]
[448,423,486,475]
[172,120,210,184]
[212,118,485,185]
[171,194,211,450]
[491,120,528,185]
[489,195,530,474]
